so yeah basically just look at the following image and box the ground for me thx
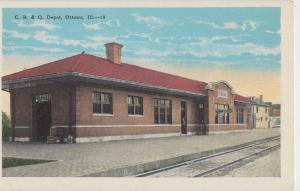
[223,149,280,177]
[2,128,280,177]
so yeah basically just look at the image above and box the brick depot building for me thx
[2,42,255,143]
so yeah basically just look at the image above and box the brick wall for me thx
[206,82,249,132]
[74,84,200,137]
[12,83,73,139]
[271,108,281,117]
[11,80,251,141]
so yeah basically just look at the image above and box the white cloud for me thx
[182,42,280,58]
[3,29,31,40]
[62,34,120,49]
[62,39,85,46]
[264,29,281,34]
[4,29,61,45]
[103,19,121,27]
[242,20,257,31]
[117,32,162,44]
[131,13,166,30]
[87,35,118,44]
[13,19,61,30]
[135,48,177,57]
[132,42,279,60]
[82,20,121,30]
[83,23,101,30]
[222,22,240,29]
[198,35,247,45]
[62,39,101,49]
[33,31,60,45]
[152,34,248,45]
[195,20,258,31]
[4,45,64,53]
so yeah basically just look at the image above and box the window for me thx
[215,104,229,124]
[128,96,143,115]
[92,92,113,114]
[256,106,259,113]
[265,108,268,114]
[154,99,172,124]
[218,89,228,98]
[237,107,244,124]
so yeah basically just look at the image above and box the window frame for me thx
[127,95,144,116]
[154,98,172,124]
[217,89,228,98]
[236,107,244,124]
[92,91,113,115]
[215,104,230,124]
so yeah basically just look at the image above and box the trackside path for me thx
[2,129,280,177]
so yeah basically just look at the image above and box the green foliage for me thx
[3,157,54,168]
[2,112,10,139]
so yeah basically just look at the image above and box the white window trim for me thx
[217,89,228,98]
[93,113,114,117]
[128,114,144,117]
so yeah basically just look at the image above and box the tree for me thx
[2,112,10,140]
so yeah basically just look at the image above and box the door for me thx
[247,106,255,129]
[33,94,51,141]
[181,101,187,134]
[198,104,206,135]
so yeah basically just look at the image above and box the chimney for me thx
[260,95,263,104]
[104,42,123,64]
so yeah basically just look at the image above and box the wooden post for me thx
[68,85,72,135]
[10,91,15,141]
[68,84,76,138]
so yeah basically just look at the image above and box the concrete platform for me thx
[2,128,280,177]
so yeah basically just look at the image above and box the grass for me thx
[2,157,55,168]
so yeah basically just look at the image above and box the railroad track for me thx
[134,136,280,177]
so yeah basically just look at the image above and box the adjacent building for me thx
[249,96,271,129]
[2,42,255,143]
[269,104,281,128]
[270,104,281,117]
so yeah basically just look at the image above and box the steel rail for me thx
[135,135,280,177]
[194,144,280,177]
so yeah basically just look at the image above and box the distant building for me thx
[269,104,281,128]
[249,95,271,129]
[270,104,281,117]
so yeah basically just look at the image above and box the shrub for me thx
[2,112,10,140]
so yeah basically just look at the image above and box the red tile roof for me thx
[234,94,256,104]
[2,53,207,94]
[2,52,252,103]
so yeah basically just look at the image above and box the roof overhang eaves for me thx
[234,100,255,105]
[255,104,271,107]
[74,72,206,97]
[2,72,206,98]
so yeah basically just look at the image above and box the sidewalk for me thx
[2,128,280,177]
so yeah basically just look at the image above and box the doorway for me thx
[181,101,187,134]
[33,94,51,141]
[198,103,206,135]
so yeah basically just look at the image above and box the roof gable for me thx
[205,80,234,93]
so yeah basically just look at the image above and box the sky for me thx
[1,8,281,114]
